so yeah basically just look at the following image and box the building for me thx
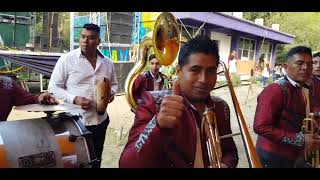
[172,12,295,75]
[0,12,35,49]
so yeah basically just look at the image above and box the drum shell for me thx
[0,116,95,168]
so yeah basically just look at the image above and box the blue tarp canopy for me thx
[0,50,62,76]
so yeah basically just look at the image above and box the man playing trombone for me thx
[119,35,238,168]
[254,46,320,168]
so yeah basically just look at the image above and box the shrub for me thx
[230,74,242,87]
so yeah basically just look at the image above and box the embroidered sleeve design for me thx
[281,132,304,147]
[135,116,157,152]
[0,76,13,89]
[149,90,172,112]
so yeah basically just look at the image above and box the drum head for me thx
[14,103,81,112]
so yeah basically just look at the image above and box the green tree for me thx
[58,12,70,51]
[244,12,320,62]
[34,12,70,51]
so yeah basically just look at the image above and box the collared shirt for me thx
[286,75,301,87]
[48,48,118,126]
[310,76,320,117]
[149,70,162,91]
[286,75,310,116]
[149,70,162,83]
[119,90,238,168]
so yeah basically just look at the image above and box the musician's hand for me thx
[304,133,320,152]
[73,96,91,110]
[156,80,184,129]
[157,95,184,128]
[38,92,58,105]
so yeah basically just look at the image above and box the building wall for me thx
[72,12,134,62]
[210,31,231,65]
[0,12,32,48]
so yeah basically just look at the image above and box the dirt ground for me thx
[7,82,263,168]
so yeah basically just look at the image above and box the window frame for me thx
[238,37,256,61]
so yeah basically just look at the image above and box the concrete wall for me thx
[210,31,232,65]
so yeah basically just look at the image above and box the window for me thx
[179,24,205,41]
[238,38,256,61]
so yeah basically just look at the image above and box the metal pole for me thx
[40,73,43,92]
[13,12,17,48]
[69,12,74,51]
[49,12,54,52]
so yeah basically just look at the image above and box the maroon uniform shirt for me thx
[254,77,312,161]
[132,71,166,104]
[119,90,238,168]
[0,76,38,121]
[309,76,320,116]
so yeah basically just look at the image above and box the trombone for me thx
[203,61,262,168]
[124,12,262,168]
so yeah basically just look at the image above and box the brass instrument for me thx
[302,113,320,168]
[124,12,261,168]
[203,61,262,168]
[124,12,180,112]
[203,107,222,168]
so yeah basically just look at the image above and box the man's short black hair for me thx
[313,52,320,58]
[149,54,157,61]
[285,46,312,61]
[178,35,219,68]
[82,23,100,34]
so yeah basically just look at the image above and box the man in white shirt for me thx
[48,23,118,168]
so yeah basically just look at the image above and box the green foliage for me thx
[230,74,242,87]
[249,76,258,84]
[16,72,29,81]
[244,12,320,61]
[34,12,70,51]
[58,12,70,51]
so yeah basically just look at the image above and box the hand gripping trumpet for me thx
[301,113,320,168]
[203,107,222,168]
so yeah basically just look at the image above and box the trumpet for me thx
[202,61,262,168]
[203,107,222,168]
[302,113,320,168]
[124,12,262,168]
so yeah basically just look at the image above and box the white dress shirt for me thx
[48,48,118,126]
[286,75,301,87]
[149,70,162,90]
[149,70,162,83]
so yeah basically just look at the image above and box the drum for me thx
[0,113,96,168]
[96,77,111,115]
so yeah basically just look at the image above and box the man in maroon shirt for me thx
[0,75,57,121]
[133,54,169,104]
[119,35,238,168]
[309,52,320,117]
[253,46,320,168]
